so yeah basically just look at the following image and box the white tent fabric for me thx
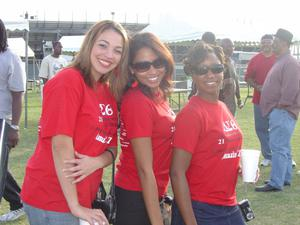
[60,35,84,52]
[8,38,34,57]
[4,20,29,32]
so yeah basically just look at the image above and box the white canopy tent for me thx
[4,20,30,128]
[8,38,34,58]
[4,21,29,32]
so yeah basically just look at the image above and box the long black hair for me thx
[0,19,8,53]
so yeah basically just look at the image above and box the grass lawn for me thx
[2,88,300,225]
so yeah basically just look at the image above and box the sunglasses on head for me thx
[192,63,224,76]
[131,58,166,72]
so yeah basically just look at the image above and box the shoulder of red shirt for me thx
[48,67,83,86]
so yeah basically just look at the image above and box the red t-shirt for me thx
[173,96,243,206]
[21,68,118,212]
[115,87,175,196]
[244,53,276,104]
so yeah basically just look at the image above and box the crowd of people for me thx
[1,18,300,225]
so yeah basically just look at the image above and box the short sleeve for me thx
[8,54,26,92]
[121,92,153,139]
[40,78,82,138]
[173,107,201,153]
[39,57,49,79]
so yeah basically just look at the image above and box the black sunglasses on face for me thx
[131,58,166,73]
[192,64,224,76]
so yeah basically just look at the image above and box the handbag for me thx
[92,149,116,224]
[160,195,173,225]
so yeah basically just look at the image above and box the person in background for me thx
[0,18,26,223]
[21,20,129,225]
[220,38,243,115]
[114,32,175,225]
[201,31,217,45]
[170,41,245,225]
[255,28,300,192]
[245,34,276,167]
[39,41,67,85]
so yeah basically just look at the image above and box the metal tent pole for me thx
[24,29,29,128]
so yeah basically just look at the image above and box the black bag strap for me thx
[105,148,115,197]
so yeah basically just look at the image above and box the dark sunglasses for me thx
[192,63,224,76]
[131,58,166,72]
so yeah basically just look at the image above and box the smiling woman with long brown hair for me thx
[21,20,129,225]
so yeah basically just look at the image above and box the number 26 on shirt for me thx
[99,104,113,116]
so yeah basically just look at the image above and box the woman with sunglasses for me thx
[21,20,129,225]
[170,41,245,225]
[114,32,175,225]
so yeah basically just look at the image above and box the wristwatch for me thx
[10,124,20,131]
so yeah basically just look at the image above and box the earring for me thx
[128,75,138,88]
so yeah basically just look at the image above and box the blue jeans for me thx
[23,203,80,225]
[254,104,271,160]
[268,108,296,189]
[171,200,246,225]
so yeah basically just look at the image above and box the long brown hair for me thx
[69,20,129,102]
[129,32,174,99]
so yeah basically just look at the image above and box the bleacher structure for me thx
[7,19,149,59]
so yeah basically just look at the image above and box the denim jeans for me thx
[23,203,80,225]
[254,104,271,160]
[268,108,296,189]
[171,200,246,225]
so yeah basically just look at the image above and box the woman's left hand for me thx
[63,152,100,184]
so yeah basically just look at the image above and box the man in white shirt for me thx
[0,19,26,222]
[39,41,67,84]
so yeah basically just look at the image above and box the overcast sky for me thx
[1,0,300,41]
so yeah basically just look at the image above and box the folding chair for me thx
[0,119,10,201]
[243,84,253,106]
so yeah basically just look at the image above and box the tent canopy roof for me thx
[4,20,29,31]
[8,38,34,57]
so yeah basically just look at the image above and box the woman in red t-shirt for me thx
[114,32,175,225]
[170,42,246,225]
[21,20,129,225]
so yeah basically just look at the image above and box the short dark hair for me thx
[0,19,8,52]
[183,41,215,75]
[261,34,273,41]
[201,32,216,45]
[52,41,62,48]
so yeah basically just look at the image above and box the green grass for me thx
[2,88,300,225]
